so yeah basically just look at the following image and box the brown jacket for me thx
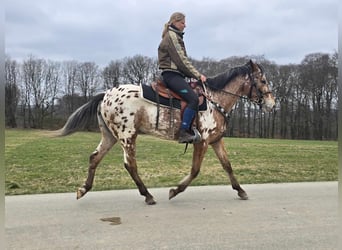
[158,26,201,80]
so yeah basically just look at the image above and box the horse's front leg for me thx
[211,139,248,200]
[169,142,208,200]
[121,137,156,205]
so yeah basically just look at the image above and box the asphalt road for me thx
[5,182,338,250]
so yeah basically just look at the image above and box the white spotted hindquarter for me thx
[101,85,140,140]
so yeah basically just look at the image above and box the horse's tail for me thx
[55,92,105,137]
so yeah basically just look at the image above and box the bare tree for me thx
[5,52,338,139]
[192,57,221,77]
[21,56,61,128]
[276,65,295,138]
[149,57,161,84]
[76,62,101,102]
[122,55,156,85]
[61,60,80,115]
[5,56,20,127]
[300,53,330,140]
[45,60,61,123]
[21,56,43,128]
[103,60,122,88]
[324,52,338,139]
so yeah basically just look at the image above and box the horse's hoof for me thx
[145,197,156,205]
[76,187,87,200]
[169,188,177,200]
[238,191,248,200]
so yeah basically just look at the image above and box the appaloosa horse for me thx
[56,60,275,205]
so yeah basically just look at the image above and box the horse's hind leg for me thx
[211,139,248,200]
[77,131,117,199]
[121,135,156,205]
[169,142,208,200]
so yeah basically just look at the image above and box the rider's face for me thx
[173,19,186,32]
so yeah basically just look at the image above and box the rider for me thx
[158,12,207,143]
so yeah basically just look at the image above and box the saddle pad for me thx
[140,84,207,111]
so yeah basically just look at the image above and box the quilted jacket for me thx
[158,25,201,80]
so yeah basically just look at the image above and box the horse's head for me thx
[246,60,275,112]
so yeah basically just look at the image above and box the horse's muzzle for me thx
[262,98,276,112]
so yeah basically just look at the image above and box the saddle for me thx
[151,78,205,115]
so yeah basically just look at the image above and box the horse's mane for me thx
[206,63,252,90]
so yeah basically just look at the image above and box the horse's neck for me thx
[209,77,245,111]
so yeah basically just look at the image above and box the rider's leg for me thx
[162,71,199,143]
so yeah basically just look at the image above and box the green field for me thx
[5,129,338,195]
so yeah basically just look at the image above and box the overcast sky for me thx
[5,0,338,66]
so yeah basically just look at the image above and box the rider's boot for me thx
[178,128,194,143]
[178,107,201,144]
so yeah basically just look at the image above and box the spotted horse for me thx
[55,60,275,205]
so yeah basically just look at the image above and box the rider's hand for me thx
[200,74,207,83]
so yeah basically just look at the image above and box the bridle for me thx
[247,71,273,107]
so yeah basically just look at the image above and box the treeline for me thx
[5,52,338,140]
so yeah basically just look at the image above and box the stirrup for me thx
[191,128,201,143]
[178,128,201,144]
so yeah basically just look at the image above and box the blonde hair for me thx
[162,12,185,38]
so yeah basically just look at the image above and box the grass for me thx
[5,129,338,195]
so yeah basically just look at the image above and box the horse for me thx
[55,60,275,205]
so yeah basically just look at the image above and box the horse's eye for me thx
[261,80,266,84]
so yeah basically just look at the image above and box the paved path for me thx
[5,182,338,250]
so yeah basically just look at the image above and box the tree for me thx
[20,56,61,128]
[276,65,295,138]
[5,56,20,128]
[300,53,331,140]
[324,52,338,139]
[61,60,79,116]
[21,56,43,128]
[76,62,101,102]
[103,60,122,88]
[4,52,338,140]
[122,55,157,85]
[44,60,61,123]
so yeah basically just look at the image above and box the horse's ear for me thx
[249,60,258,71]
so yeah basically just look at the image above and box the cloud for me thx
[5,0,337,66]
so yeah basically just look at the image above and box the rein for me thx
[201,74,263,123]
[204,72,266,105]
[204,82,251,101]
